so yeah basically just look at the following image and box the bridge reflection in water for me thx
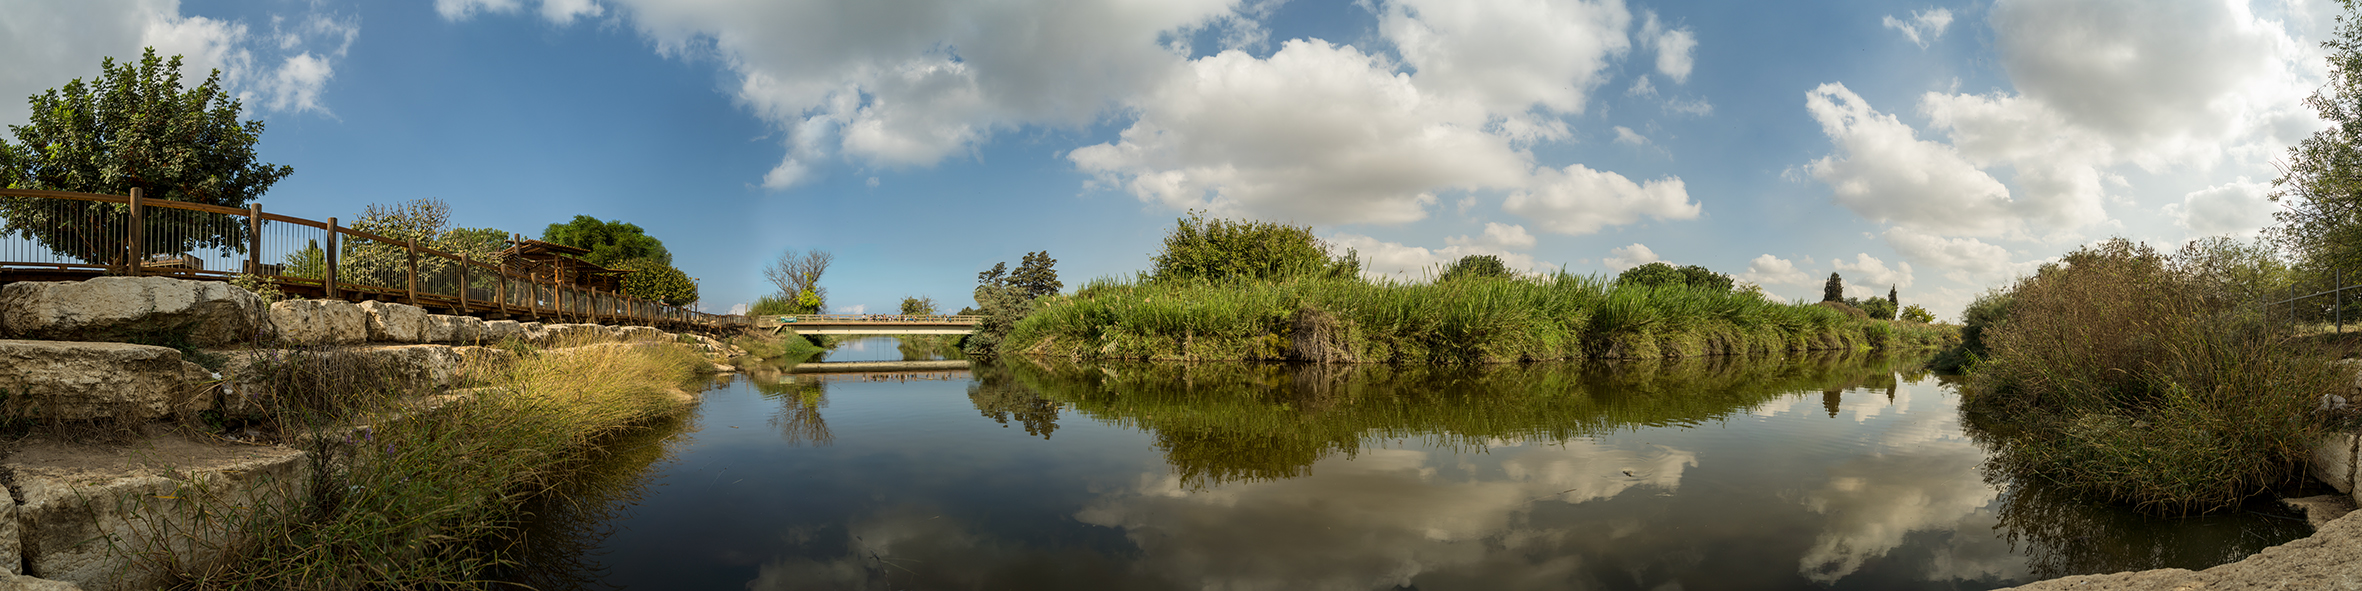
[755,314,980,335]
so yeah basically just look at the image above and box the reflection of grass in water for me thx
[1979,463,2312,580]
[991,351,1929,488]
[492,411,696,590]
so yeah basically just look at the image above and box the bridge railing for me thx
[0,188,750,330]
[756,314,983,326]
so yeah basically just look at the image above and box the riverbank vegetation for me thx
[1959,238,2356,513]
[175,338,712,588]
[992,215,1954,364]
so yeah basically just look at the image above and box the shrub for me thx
[1615,262,1733,292]
[1438,254,1512,282]
[1966,238,2351,513]
[1148,212,1360,283]
[1898,304,1935,323]
[613,256,698,306]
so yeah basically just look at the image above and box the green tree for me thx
[1438,254,1512,282]
[2274,0,2362,272]
[1148,212,1360,283]
[540,215,671,268]
[1615,262,1734,292]
[0,48,293,265]
[1849,296,1897,321]
[613,256,698,306]
[1899,304,1936,323]
[901,296,938,316]
[966,252,1063,357]
[763,249,832,313]
[1888,285,1898,308]
[1823,272,1845,302]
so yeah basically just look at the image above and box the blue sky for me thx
[2,0,2337,319]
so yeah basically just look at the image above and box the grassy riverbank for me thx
[179,339,711,588]
[1960,239,2359,514]
[1005,274,1955,363]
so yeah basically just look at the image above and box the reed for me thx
[172,340,709,588]
[1006,273,1953,364]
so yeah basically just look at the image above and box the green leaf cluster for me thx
[613,256,698,306]
[0,48,292,264]
[1148,212,1360,283]
[1614,262,1733,292]
[540,215,670,268]
[1437,255,1511,282]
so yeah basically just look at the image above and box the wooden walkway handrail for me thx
[0,188,751,330]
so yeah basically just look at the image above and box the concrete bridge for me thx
[756,314,980,335]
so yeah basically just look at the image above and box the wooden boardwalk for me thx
[0,188,747,331]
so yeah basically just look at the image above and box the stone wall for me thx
[0,276,746,589]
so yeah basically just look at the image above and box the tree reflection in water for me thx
[992,351,1922,489]
[752,373,835,447]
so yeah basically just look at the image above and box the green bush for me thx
[1965,238,2351,513]
[1615,262,1733,292]
[1438,255,1512,282]
[613,256,698,306]
[1899,304,1935,323]
[1148,212,1360,283]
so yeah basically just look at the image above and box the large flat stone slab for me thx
[0,277,272,347]
[267,300,365,346]
[356,301,427,343]
[7,432,305,591]
[0,340,208,421]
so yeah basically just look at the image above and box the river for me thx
[501,337,2312,590]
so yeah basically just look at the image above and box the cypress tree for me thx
[1823,273,1845,302]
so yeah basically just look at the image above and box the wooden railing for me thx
[0,188,748,330]
[763,314,983,324]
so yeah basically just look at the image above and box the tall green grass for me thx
[1005,273,1954,363]
[171,341,710,588]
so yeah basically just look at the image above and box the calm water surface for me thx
[510,337,2311,590]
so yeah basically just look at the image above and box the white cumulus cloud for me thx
[1603,243,1661,271]
[1639,12,1697,84]
[0,0,357,126]
[1503,163,1698,235]
[1881,228,2026,284]
[2165,179,2274,236]
[1331,222,1541,279]
[1738,254,1812,287]
[1831,253,1913,297]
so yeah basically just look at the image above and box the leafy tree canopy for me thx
[901,296,938,316]
[0,48,292,263]
[1900,304,1936,323]
[614,256,698,306]
[1823,272,1845,302]
[1148,212,1360,283]
[1438,255,1512,282]
[1615,262,1734,292]
[2274,0,2362,271]
[541,215,670,268]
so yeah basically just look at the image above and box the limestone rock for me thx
[0,340,209,421]
[2319,432,2360,506]
[422,315,485,345]
[351,344,465,393]
[618,326,665,342]
[0,572,82,590]
[0,481,18,575]
[481,320,523,343]
[537,323,611,347]
[267,300,366,345]
[452,345,518,375]
[518,322,547,346]
[9,438,304,591]
[357,301,428,343]
[0,276,272,346]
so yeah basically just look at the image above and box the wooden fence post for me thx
[405,239,420,307]
[126,188,144,277]
[325,217,341,299]
[496,264,508,316]
[246,203,264,275]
